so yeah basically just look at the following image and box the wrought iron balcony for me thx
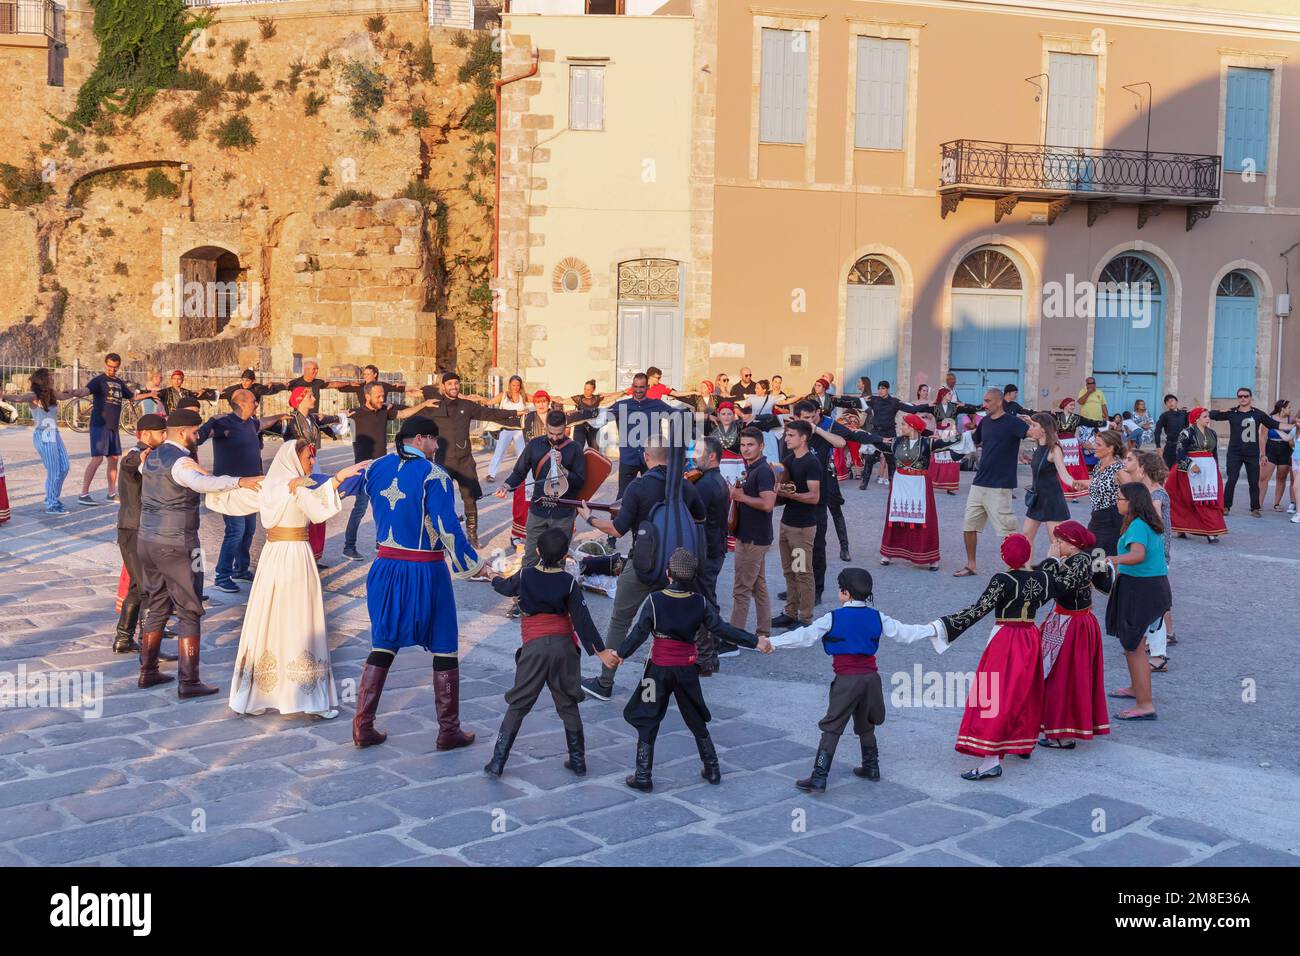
[0,0,58,39]
[938,139,1221,231]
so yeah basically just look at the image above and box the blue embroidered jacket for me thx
[364,449,481,577]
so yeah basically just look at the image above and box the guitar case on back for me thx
[630,421,702,585]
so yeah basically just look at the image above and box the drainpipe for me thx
[492,45,540,369]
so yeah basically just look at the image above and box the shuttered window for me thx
[1225,67,1271,172]
[855,37,907,150]
[759,28,808,145]
[570,65,606,131]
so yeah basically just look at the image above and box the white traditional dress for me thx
[207,442,345,718]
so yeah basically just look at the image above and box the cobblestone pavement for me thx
[0,426,1297,866]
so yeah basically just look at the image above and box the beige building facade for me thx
[497,0,1300,412]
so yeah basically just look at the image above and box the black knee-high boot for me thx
[853,739,880,780]
[697,735,721,784]
[114,598,142,654]
[832,505,850,561]
[563,728,586,775]
[484,725,518,776]
[626,736,655,792]
[796,739,837,793]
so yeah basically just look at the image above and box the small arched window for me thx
[952,249,1022,289]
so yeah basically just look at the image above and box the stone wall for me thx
[0,0,496,384]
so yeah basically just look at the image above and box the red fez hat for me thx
[1059,397,1076,410]
[717,401,735,412]
[532,390,550,403]
[904,413,928,434]
[170,369,184,378]
[1053,520,1095,552]
[815,377,830,389]
[289,386,309,409]
[1188,406,1207,426]
[701,380,715,393]
[1000,533,1032,569]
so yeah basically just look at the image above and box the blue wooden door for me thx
[1212,274,1258,399]
[950,290,1026,392]
[846,284,898,387]
[1093,257,1165,415]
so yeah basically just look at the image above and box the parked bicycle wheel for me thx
[61,396,92,433]
[119,401,140,435]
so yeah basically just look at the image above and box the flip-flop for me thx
[1108,689,1137,699]
[1114,710,1158,721]
[1148,657,1168,673]
[952,567,977,577]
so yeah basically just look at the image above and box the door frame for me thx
[1085,242,1182,399]
[949,287,1027,393]
[835,245,913,393]
[1038,35,1105,151]
[614,258,685,389]
[1205,259,1274,402]
[939,237,1041,401]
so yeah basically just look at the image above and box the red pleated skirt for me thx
[309,521,325,560]
[834,443,863,481]
[929,456,960,491]
[955,621,1043,757]
[880,467,940,565]
[1039,605,1110,742]
[1165,453,1227,537]
[0,471,9,525]
[1059,434,1089,499]
[511,484,528,540]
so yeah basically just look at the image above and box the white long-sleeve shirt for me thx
[768,601,944,654]
[166,441,242,494]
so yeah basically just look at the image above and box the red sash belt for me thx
[521,612,579,648]
[895,466,927,477]
[1051,603,1092,617]
[651,634,697,667]
[377,546,445,562]
[832,653,877,676]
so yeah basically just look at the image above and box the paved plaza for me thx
[0,426,1297,867]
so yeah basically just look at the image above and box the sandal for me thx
[1167,633,1178,646]
[1148,656,1168,673]
[960,765,1002,781]
[1114,709,1158,721]
[952,567,977,577]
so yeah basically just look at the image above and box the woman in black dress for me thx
[1021,412,1081,560]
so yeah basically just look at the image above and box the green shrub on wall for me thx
[71,0,211,129]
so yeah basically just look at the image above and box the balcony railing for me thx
[940,139,1221,201]
[939,139,1221,229]
[0,0,57,39]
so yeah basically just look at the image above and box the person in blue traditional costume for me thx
[352,417,484,749]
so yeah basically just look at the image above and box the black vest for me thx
[139,442,200,546]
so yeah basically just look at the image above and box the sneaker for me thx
[45,504,71,516]
[1291,514,1300,524]
[1250,509,1261,518]
[77,494,99,507]
[716,643,741,658]
[1287,503,1296,514]
[212,581,240,594]
[232,569,255,582]
[342,547,364,562]
[106,493,118,504]
[486,475,497,483]
[581,677,613,701]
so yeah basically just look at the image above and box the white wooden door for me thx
[616,304,682,389]
[845,284,899,386]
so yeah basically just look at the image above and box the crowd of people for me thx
[0,354,1296,789]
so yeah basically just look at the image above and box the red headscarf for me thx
[532,390,550,403]
[700,380,715,394]
[289,386,310,409]
[717,401,735,413]
[1188,406,1207,427]
[903,413,928,434]
[935,387,950,404]
[1000,533,1032,569]
[1059,397,1076,410]
[1053,520,1095,552]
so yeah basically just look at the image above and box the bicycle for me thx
[60,396,92,433]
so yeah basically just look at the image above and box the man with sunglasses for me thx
[1076,376,1108,423]
[729,368,758,401]
[1210,387,1284,517]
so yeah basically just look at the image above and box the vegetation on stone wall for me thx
[345,62,388,118]
[71,0,211,129]
[144,170,180,201]
[329,189,378,209]
[0,164,54,207]
[214,115,256,151]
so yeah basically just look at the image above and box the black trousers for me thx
[137,537,205,638]
[816,672,886,753]
[624,660,711,743]
[1224,448,1261,511]
[500,635,583,736]
[447,468,482,527]
[694,551,725,671]
[616,458,647,499]
[117,527,144,605]
[1161,442,1178,470]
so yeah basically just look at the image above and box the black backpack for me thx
[630,435,703,585]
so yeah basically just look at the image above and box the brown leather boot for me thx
[177,636,219,699]
[352,663,389,748]
[138,630,175,689]
[434,664,475,750]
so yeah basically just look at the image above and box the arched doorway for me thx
[1093,253,1165,415]
[178,245,245,339]
[615,258,683,389]
[845,256,899,389]
[1212,270,1259,399]
[949,247,1026,393]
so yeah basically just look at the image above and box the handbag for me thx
[1023,488,1039,510]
